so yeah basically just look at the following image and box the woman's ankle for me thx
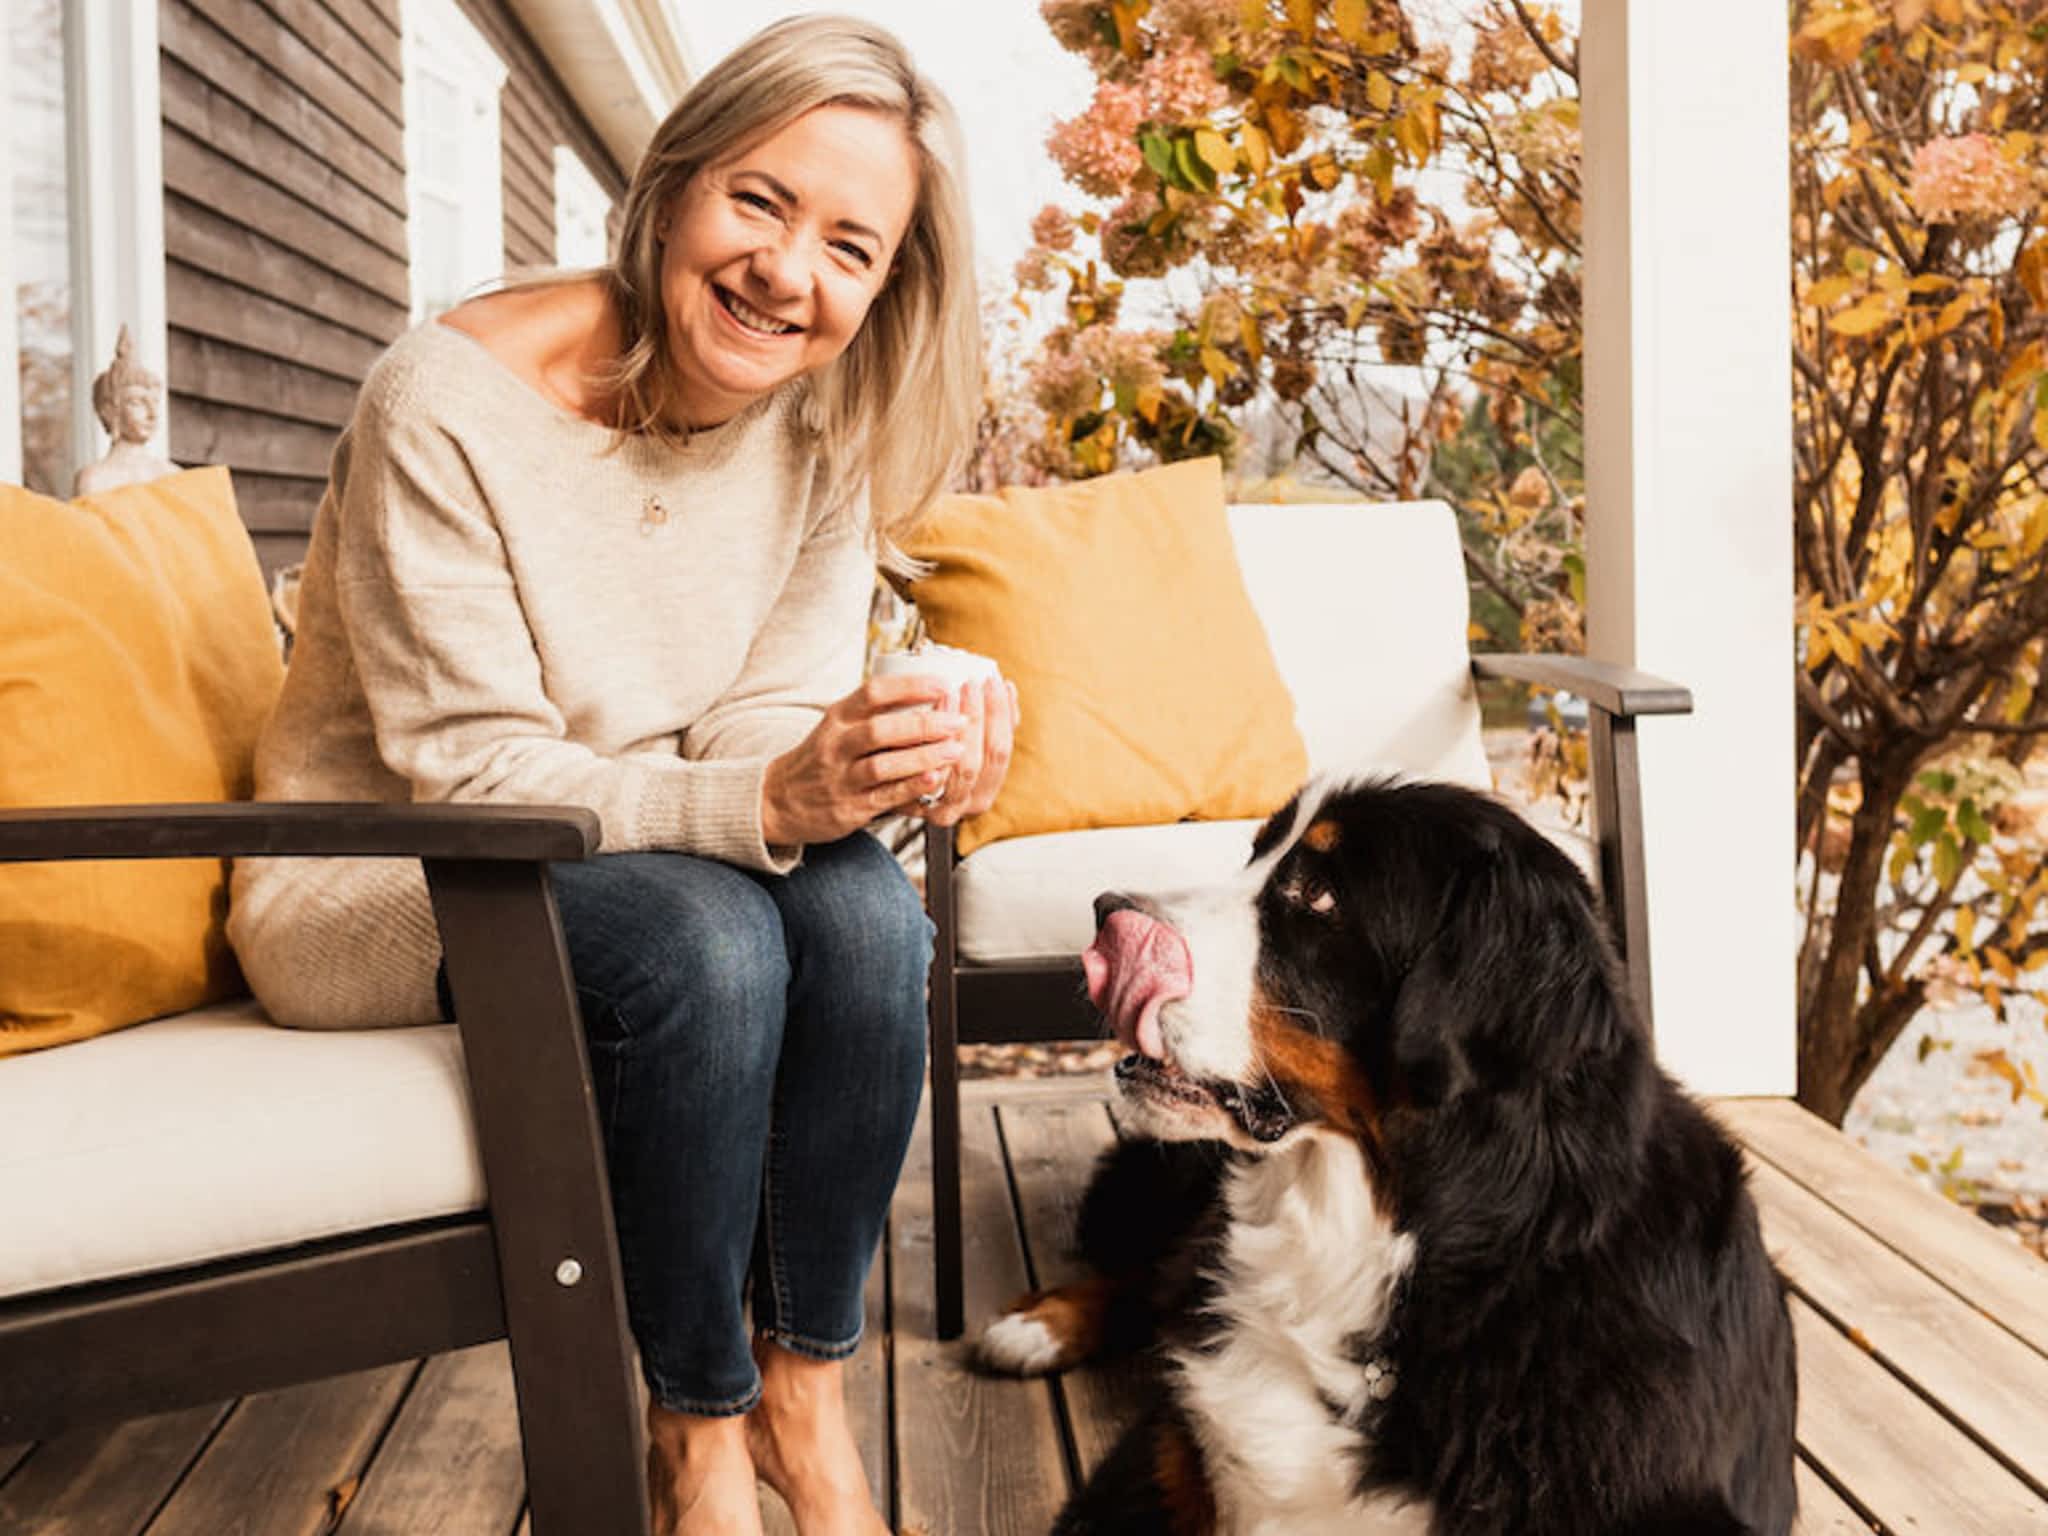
[645,1402,763,1536]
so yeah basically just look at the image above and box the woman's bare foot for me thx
[745,1338,889,1536]
[646,1401,767,1536]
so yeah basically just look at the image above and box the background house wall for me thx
[158,0,627,577]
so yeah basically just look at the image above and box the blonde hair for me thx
[605,14,979,567]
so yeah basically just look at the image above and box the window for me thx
[403,0,507,322]
[5,0,73,493]
[553,144,611,269]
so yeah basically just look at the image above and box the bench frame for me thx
[921,653,1694,1338]
[0,802,649,1535]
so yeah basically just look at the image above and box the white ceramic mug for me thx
[871,644,1005,806]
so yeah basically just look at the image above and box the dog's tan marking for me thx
[1302,818,1342,852]
[1250,991,1394,1201]
[1154,1417,1218,1536]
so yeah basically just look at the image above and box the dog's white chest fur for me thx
[1171,1132,1430,1536]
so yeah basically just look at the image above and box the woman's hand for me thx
[918,676,1020,830]
[760,676,967,846]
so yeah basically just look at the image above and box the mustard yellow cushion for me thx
[903,457,1307,856]
[0,467,284,1056]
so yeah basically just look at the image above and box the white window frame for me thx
[4,0,167,486]
[552,143,611,269]
[402,0,508,323]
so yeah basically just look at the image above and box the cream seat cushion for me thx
[0,998,482,1298]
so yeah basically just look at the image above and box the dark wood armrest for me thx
[0,802,599,864]
[1471,653,1693,717]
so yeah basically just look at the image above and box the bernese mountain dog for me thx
[979,777,1796,1536]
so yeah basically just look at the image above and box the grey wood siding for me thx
[161,0,628,575]
[160,0,408,572]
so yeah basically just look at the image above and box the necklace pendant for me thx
[639,493,669,536]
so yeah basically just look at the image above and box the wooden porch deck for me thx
[3,1080,2045,1535]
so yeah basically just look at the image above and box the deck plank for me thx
[148,1364,414,1536]
[996,1091,1151,1480]
[332,1343,524,1535]
[1719,1097,2048,1355]
[1794,1458,1877,1533]
[0,1404,225,1536]
[1789,1298,2048,1533]
[890,1093,1070,1535]
[1747,1154,2048,1496]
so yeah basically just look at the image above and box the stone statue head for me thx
[90,325,163,446]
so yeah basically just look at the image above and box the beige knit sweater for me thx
[228,322,873,1029]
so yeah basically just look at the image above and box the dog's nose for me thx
[1094,891,1139,928]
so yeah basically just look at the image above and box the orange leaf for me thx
[2019,243,2048,309]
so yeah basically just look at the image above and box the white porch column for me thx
[63,0,168,470]
[1581,0,1795,1094]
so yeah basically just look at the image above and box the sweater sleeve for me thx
[330,369,793,872]
[682,486,875,768]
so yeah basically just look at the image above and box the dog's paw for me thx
[979,1308,1070,1376]
[977,1285,1101,1376]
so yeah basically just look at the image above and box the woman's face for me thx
[658,104,920,428]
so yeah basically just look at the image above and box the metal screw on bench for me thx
[555,1258,584,1287]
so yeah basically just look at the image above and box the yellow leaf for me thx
[2035,409,2048,456]
[1955,905,1977,954]
[1286,0,1314,37]
[1991,297,2006,353]
[1829,300,1894,337]
[1199,343,1237,383]
[1364,29,1398,53]
[1892,0,1930,32]
[1366,70,1395,112]
[1134,384,1163,424]
[1241,121,1270,176]
[1906,273,1955,294]
[1345,295,1370,329]
[1195,127,1237,175]
[1239,313,1264,364]
[1806,275,1857,308]
[1930,293,1973,337]
[1332,0,1368,46]
[2001,339,2045,393]
[1392,109,1429,165]
[1307,151,1341,191]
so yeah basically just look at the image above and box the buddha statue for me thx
[73,325,179,495]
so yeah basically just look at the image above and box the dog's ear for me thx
[1386,938,1472,1109]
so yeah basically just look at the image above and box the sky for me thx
[675,2,1098,291]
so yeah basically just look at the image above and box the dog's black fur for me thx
[1035,779,1798,1536]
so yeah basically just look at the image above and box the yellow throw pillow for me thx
[0,467,285,1056]
[902,457,1307,856]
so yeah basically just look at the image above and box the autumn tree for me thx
[1016,0,2048,1124]
[1790,0,2048,1121]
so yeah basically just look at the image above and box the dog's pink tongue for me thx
[1082,909,1192,1061]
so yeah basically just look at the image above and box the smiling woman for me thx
[220,17,1006,1536]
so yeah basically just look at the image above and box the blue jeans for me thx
[537,833,930,1415]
